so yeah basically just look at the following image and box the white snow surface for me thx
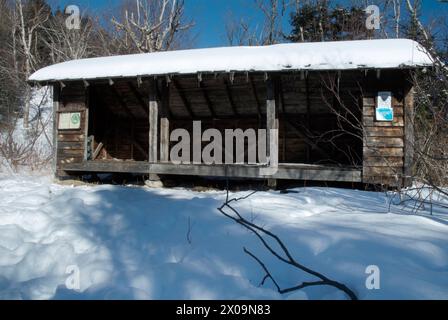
[29,39,433,82]
[0,175,447,300]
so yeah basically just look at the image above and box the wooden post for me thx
[52,83,60,177]
[149,79,158,163]
[305,73,311,162]
[403,86,415,187]
[266,78,278,189]
[160,80,170,163]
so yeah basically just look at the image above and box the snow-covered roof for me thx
[29,39,433,82]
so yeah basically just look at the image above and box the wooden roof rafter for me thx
[249,74,263,118]
[198,79,216,118]
[172,78,195,118]
[127,81,149,117]
[223,77,239,116]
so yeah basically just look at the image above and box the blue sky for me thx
[50,0,448,48]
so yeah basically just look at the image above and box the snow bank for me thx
[29,39,433,82]
[0,175,447,300]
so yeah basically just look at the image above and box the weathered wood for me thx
[52,84,60,175]
[365,137,404,148]
[149,79,159,163]
[57,134,85,142]
[160,81,170,162]
[403,86,415,186]
[364,156,403,167]
[363,147,404,157]
[92,142,104,160]
[83,87,90,161]
[365,127,404,137]
[266,79,278,165]
[62,161,362,182]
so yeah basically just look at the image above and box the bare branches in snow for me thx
[218,188,358,300]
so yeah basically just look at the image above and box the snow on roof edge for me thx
[29,39,434,83]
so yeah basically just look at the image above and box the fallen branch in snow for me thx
[218,187,358,300]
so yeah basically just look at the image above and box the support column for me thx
[149,79,158,163]
[52,83,60,177]
[160,80,170,163]
[147,79,163,187]
[266,78,278,189]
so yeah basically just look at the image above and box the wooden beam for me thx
[266,78,278,187]
[149,79,159,163]
[92,142,104,160]
[305,74,311,161]
[160,80,170,162]
[52,83,60,175]
[266,78,278,162]
[62,161,362,182]
[223,78,239,116]
[249,75,262,118]
[172,78,194,118]
[127,81,149,116]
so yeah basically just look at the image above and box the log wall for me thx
[55,82,88,177]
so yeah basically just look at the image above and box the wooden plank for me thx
[57,134,85,142]
[53,83,60,175]
[92,142,104,160]
[363,157,403,167]
[363,147,404,157]
[365,137,404,148]
[266,79,278,165]
[149,79,158,163]
[160,81,170,162]
[365,127,404,137]
[62,161,362,182]
[363,166,403,177]
[57,149,85,157]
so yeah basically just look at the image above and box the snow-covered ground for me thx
[0,175,447,300]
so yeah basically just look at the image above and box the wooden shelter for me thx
[29,39,433,187]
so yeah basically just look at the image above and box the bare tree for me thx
[13,0,50,128]
[111,0,194,53]
[226,0,295,46]
[41,10,95,63]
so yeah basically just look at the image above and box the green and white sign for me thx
[59,112,82,130]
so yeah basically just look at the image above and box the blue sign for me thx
[376,107,394,121]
